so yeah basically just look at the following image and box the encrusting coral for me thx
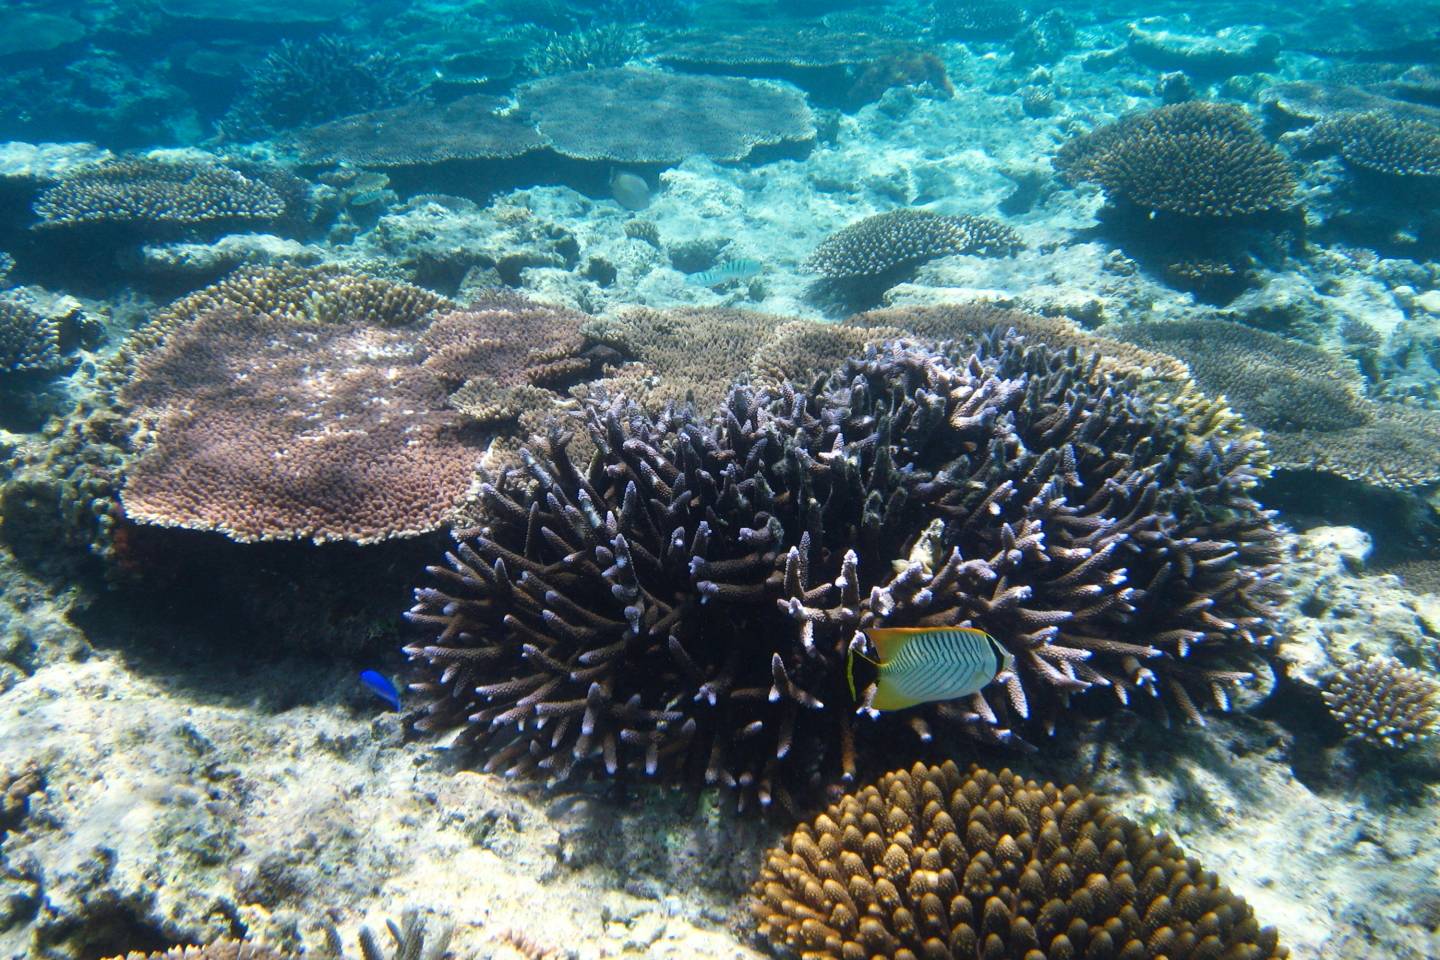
[1323,655,1440,749]
[1055,102,1295,219]
[751,761,1288,959]
[406,334,1284,812]
[32,158,288,228]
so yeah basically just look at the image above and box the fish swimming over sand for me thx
[687,258,763,287]
[359,669,401,710]
[847,626,1013,712]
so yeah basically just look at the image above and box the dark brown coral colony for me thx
[752,761,1288,960]
[405,334,1284,812]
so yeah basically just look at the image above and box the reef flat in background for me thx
[1,1,1439,959]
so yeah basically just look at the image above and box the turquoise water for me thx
[0,3,1438,959]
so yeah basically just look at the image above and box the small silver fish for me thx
[847,626,1013,711]
[688,258,763,287]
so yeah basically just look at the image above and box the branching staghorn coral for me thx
[222,35,415,141]
[752,761,1289,959]
[103,945,287,960]
[406,335,1283,812]
[1323,656,1440,749]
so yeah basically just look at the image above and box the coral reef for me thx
[1126,20,1280,79]
[1105,319,1440,488]
[1055,103,1295,219]
[930,0,1024,41]
[1323,655,1440,749]
[119,305,469,544]
[287,95,548,167]
[1105,320,1369,432]
[221,36,414,141]
[0,302,63,375]
[517,68,815,163]
[1308,111,1440,178]
[406,334,1283,811]
[846,304,1191,382]
[117,272,614,544]
[524,25,647,75]
[103,945,287,960]
[317,908,454,960]
[582,306,790,411]
[804,211,1021,310]
[33,159,288,229]
[124,264,450,361]
[805,211,1022,280]
[752,761,1287,959]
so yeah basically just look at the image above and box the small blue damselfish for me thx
[359,669,401,710]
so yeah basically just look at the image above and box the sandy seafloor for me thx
[2,4,1440,959]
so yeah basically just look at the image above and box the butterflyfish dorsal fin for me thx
[865,626,927,663]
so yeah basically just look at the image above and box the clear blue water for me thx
[0,3,1439,959]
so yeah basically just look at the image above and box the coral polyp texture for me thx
[1308,110,1440,178]
[1322,656,1440,749]
[405,334,1283,812]
[751,761,1288,960]
[222,35,413,141]
[32,158,288,227]
[0,301,63,375]
[1106,319,1440,488]
[1054,102,1296,218]
[805,210,1022,280]
[103,945,286,960]
[118,267,603,544]
[516,67,815,163]
[288,94,548,167]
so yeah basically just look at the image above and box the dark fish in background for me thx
[610,169,651,210]
[359,669,401,710]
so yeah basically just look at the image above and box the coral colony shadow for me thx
[2,2,1440,960]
